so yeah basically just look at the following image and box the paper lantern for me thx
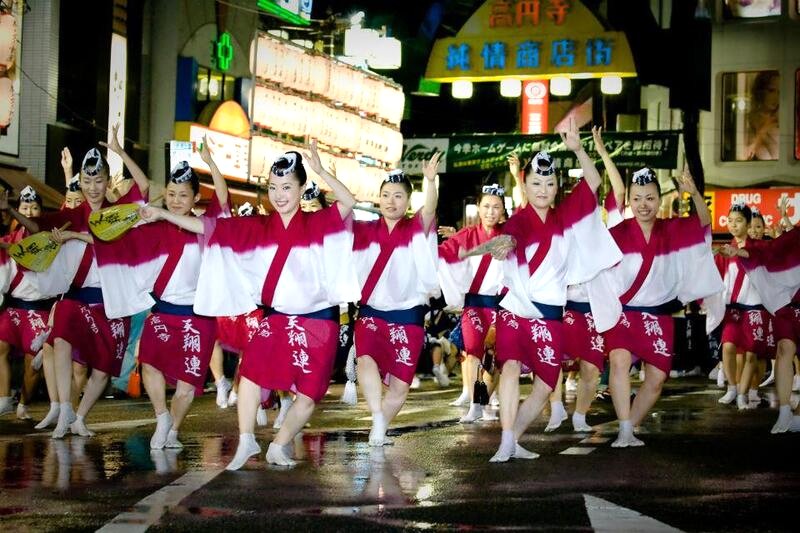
[600,76,622,95]
[452,80,473,99]
[500,79,522,98]
[550,77,571,96]
[0,77,14,127]
[0,14,17,69]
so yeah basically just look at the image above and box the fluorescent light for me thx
[452,80,473,99]
[550,76,571,96]
[500,79,522,97]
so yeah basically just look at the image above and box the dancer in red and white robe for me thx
[464,120,623,462]
[3,126,150,438]
[353,154,441,447]
[161,142,360,469]
[720,206,799,432]
[95,140,229,449]
[438,182,506,423]
[598,167,722,448]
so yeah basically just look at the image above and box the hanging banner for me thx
[441,130,681,173]
[708,187,800,232]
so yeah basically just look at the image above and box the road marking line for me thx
[96,469,223,533]
[583,494,684,532]
[560,447,596,455]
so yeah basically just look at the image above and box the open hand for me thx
[422,151,443,182]
[99,123,124,155]
[61,147,73,171]
[558,118,583,153]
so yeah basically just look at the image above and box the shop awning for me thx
[0,166,65,210]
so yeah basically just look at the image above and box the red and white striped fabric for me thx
[737,228,800,315]
[94,194,229,319]
[437,224,504,308]
[353,211,439,311]
[593,215,723,333]
[499,180,623,320]
[194,204,359,317]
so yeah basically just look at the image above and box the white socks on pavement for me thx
[0,396,13,416]
[256,406,269,427]
[165,429,183,449]
[70,415,95,437]
[544,401,568,432]
[266,442,297,467]
[273,396,293,430]
[572,411,593,432]
[771,405,793,434]
[718,385,737,404]
[369,412,389,446]
[612,420,644,448]
[226,433,261,471]
[736,394,750,410]
[52,402,76,439]
[459,402,482,423]
[449,390,470,407]
[35,402,60,429]
[150,412,173,449]
[16,403,31,420]
[215,378,232,408]
[489,430,516,463]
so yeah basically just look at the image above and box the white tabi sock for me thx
[489,429,516,463]
[572,411,593,432]
[545,401,567,432]
[226,433,261,471]
[369,412,388,446]
[35,402,60,430]
[718,385,737,404]
[770,405,793,434]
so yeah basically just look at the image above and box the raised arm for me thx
[560,118,600,193]
[304,140,355,218]
[508,152,527,207]
[677,168,711,227]
[199,135,228,208]
[421,151,442,234]
[61,147,74,188]
[100,123,150,198]
[592,126,624,206]
[0,190,39,234]
[139,205,204,234]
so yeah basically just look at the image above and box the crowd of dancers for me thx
[0,119,798,470]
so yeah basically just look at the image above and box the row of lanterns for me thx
[450,75,623,99]
[251,85,403,164]
[0,10,18,128]
[250,33,404,126]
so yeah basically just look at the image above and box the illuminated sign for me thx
[709,188,800,232]
[215,31,234,71]
[256,0,312,26]
[187,124,250,182]
[521,80,548,134]
[426,0,635,81]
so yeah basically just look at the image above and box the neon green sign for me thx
[216,32,234,71]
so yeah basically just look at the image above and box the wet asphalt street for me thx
[0,376,798,532]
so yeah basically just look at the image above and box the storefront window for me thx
[721,70,779,161]
[723,0,781,18]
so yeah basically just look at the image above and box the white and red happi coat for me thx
[34,185,145,376]
[562,192,627,371]
[600,215,723,373]
[438,224,504,356]
[94,195,229,391]
[0,229,55,356]
[193,205,359,402]
[738,228,800,344]
[704,238,770,356]
[352,211,439,385]
[497,180,623,389]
